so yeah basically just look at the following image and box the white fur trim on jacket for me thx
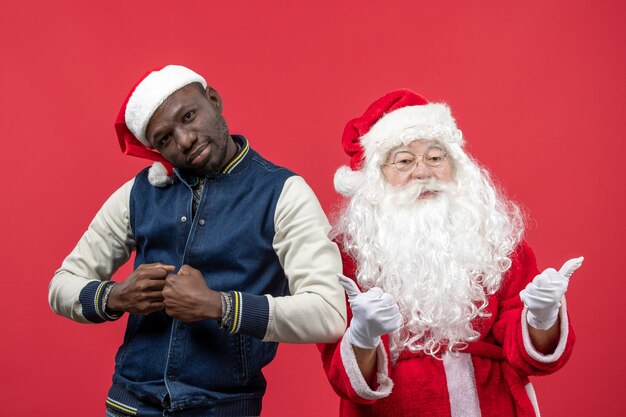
[126,65,207,146]
[442,352,481,417]
[148,162,176,187]
[340,328,394,400]
[521,298,570,363]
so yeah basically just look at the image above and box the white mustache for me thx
[416,179,447,194]
[393,179,448,203]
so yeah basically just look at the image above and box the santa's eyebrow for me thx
[397,142,447,153]
[391,147,413,155]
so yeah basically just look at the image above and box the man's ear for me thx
[205,86,224,113]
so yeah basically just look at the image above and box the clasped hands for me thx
[106,263,222,322]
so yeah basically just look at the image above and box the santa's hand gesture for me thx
[338,274,403,349]
[519,257,584,330]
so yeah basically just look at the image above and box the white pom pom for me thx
[148,162,176,187]
[334,166,365,197]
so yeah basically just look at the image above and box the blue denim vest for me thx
[110,138,295,415]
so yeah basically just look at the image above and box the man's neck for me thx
[181,136,242,179]
[218,135,240,172]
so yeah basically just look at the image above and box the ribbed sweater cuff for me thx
[78,281,121,323]
[226,291,269,339]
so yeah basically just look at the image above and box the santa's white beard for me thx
[336,170,522,361]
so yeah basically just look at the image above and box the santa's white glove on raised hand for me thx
[337,274,403,349]
[519,257,584,330]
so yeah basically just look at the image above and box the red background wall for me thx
[1,1,624,415]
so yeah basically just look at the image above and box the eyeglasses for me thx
[383,146,448,172]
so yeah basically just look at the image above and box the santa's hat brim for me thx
[361,103,462,156]
[336,102,463,196]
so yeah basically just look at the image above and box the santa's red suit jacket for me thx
[318,241,574,417]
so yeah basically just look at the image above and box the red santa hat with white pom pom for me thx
[114,65,207,187]
[334,89,465,197]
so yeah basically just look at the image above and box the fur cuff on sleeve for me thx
[521,297,570,363]
[340,329,394,400]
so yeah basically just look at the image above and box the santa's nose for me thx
[410,162,433,180]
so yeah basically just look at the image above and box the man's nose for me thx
[174,127,196,150]
[410,161,433,180]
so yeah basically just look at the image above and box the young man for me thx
[49,65,346,417]
[320,89,582,416]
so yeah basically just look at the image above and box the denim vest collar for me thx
[173,135,251,186]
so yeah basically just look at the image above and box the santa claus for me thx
[319,89,582,417]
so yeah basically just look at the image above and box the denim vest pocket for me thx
[245,338,279,380]
[115,314,144,367]
[179,323,253,390]
[232,334,249,382]
[115,312,171,383]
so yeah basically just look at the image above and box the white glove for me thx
[337,274,403,349]
[519,257,584,330]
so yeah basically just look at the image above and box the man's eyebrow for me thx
[150,126,168,140]
[149,103,195,139]
[149,116,177,140]
[170,102,193,119]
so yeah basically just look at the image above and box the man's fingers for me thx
[141,263,176,271]
[164,272,195,285]
[558,257,584,279]
[137,264,175,280]
[337,274,362,298]
[140,277,167,290]
[142,301,165,314]
[144,291,165,301]
[178,264,201,276]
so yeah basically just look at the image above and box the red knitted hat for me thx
[335,89,463,196]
